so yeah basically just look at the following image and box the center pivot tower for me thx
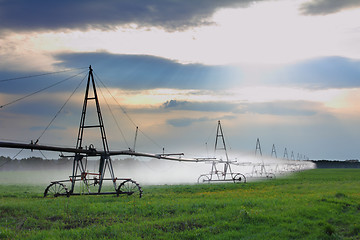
[197,120,246,183]
[71,65,115,193]
[42,66,142,198]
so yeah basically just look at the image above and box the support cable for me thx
[0,148,24,168]
[95,79,131,149]
[93,73,137,126]
[0,69,87,109]
[38,149,48,159]
[0,69,88,168]
[93,72,163,150]
[205,123,217,157]
[35,72,87,143]
[0,67,87,83]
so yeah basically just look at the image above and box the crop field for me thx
[1,169,360,239]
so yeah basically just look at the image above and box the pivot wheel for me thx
[44,182,69,197]
[266,173,276,179]
[117,180,142,198]
[233,173,247,183]
[197,174,210,184]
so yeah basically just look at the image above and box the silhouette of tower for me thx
[271,144,277,158]
[255,138,262,157]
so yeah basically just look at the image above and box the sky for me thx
[0,0,360,161]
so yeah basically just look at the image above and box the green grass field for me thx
[1,169,360,239]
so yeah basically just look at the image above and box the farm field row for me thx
[1,169,360,239]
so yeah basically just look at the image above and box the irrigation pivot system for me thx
[0,66,198,198]
[0,65,311,197]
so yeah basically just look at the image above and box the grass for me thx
[1,169,360,239]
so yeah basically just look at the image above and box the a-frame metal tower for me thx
[70,65,116,194]
[249,138,275,179]
[271,144,277,158]
[197,120,246,183]
[214,120,231,175]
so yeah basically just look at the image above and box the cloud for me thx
[166,115,236,127]
[167,117,209,127]
[300,0,360,15]
[29,125,66,131]
[0,69,87,94]
[0,51,243,94]
[55,52,243,90]
[269,57,360,89]
[241,101,325,116]
[0,0,261,32]
[162,100,239,112]
[1,96,79,117]
[163,100,187,108]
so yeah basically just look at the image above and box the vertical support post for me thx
[70,154,88,193]
[133,126,138,152]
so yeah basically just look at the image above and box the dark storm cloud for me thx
[270,57,360,89]
[0,0,261,32]
[300,0,360,15]
[55,52,242,90]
